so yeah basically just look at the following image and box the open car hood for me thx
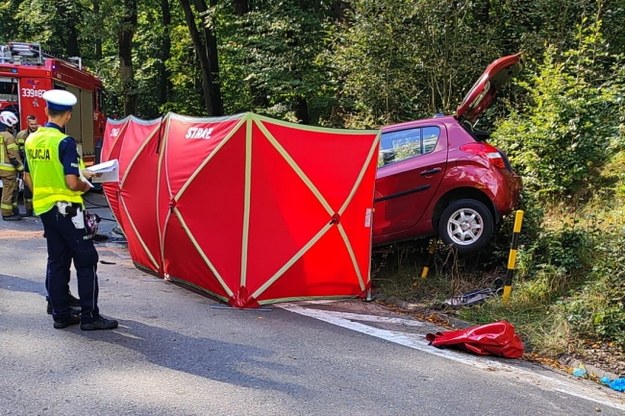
[456,53,522,122]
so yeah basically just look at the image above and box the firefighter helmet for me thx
[0,111,18,128]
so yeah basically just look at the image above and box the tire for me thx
[438,199,494,255]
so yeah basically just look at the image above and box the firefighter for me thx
[15,114,39,216]
[0,110,23,221]
[23,89,118,330]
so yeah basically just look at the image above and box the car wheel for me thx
[438,199,494,255]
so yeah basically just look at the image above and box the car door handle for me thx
[420,168,442,176]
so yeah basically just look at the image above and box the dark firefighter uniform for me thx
[0,122,23,219]
[15,127,35,215]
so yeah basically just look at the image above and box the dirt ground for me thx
[575,342,625,377]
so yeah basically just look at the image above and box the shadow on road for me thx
[0,273,46,296]
[81,318,307,395]
[1,271,308,396]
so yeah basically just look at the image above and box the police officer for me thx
[0,110,23,221]
[23,89,118,330]
[15,114,39,216]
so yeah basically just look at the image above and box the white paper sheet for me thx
[86,159,119,183]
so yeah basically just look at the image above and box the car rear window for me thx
[378,126,441,167]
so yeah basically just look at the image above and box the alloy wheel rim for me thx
[447,208,483,246]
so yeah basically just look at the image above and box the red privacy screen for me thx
[102,112,380,308]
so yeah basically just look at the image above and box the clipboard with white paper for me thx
[86,159,119,183]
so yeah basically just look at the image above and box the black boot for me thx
[47,292,81,314]
[81,316,119,331]
[53,315,80,329]
[2,215,21,221]
[67,292,81,307]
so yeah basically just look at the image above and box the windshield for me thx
[0,77,18,104]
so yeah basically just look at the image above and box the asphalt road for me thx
[1,193,623,415]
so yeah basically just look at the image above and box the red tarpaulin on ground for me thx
[426,321,525,358]
[101,112,379,308]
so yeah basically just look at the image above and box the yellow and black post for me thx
[416,239,437,285]
[503,210,524,304]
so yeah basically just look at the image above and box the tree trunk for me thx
[93,0,102,59]
[159,0,172,106]
[56,1,81,57]
[329,0,347,22]
[179,0,214,114]
[191,0,224,116]
[67,25,80,57]
[118,0,138,116]
[294,97,310,124]
[233,0,248,15]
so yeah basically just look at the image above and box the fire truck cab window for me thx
[0,78,18,103]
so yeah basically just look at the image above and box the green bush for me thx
[563,233,625,349]
[378,16,625,356]
[493,20,624,202]
[479,19,625,352]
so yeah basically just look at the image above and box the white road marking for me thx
[299,310,425,327]
[279,303,625,411]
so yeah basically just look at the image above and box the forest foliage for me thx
[1,0,624,353]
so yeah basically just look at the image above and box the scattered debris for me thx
[444,278,503,307]
[572,364,588,378]
[600,377,625,392]
[92,234,109,242]
[112,226,125,237]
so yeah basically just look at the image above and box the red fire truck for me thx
[0,42,106,164]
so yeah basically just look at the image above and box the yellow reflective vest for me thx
[25,127,84,215]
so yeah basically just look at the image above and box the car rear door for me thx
[373,124,448,238]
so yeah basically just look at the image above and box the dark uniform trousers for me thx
[41,205,100,322]
[17,149,33,212]
[22,178,33,211]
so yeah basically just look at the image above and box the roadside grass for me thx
[372,242,502,307]
[373,191,625,358]
[373,240,579,355]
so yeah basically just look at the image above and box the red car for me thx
[372,54,522,255]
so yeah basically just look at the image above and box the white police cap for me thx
[42,89,77,111]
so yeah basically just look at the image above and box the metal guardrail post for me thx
[415,239,437,286]
[422,239,437,279]
[503,210,524,304]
